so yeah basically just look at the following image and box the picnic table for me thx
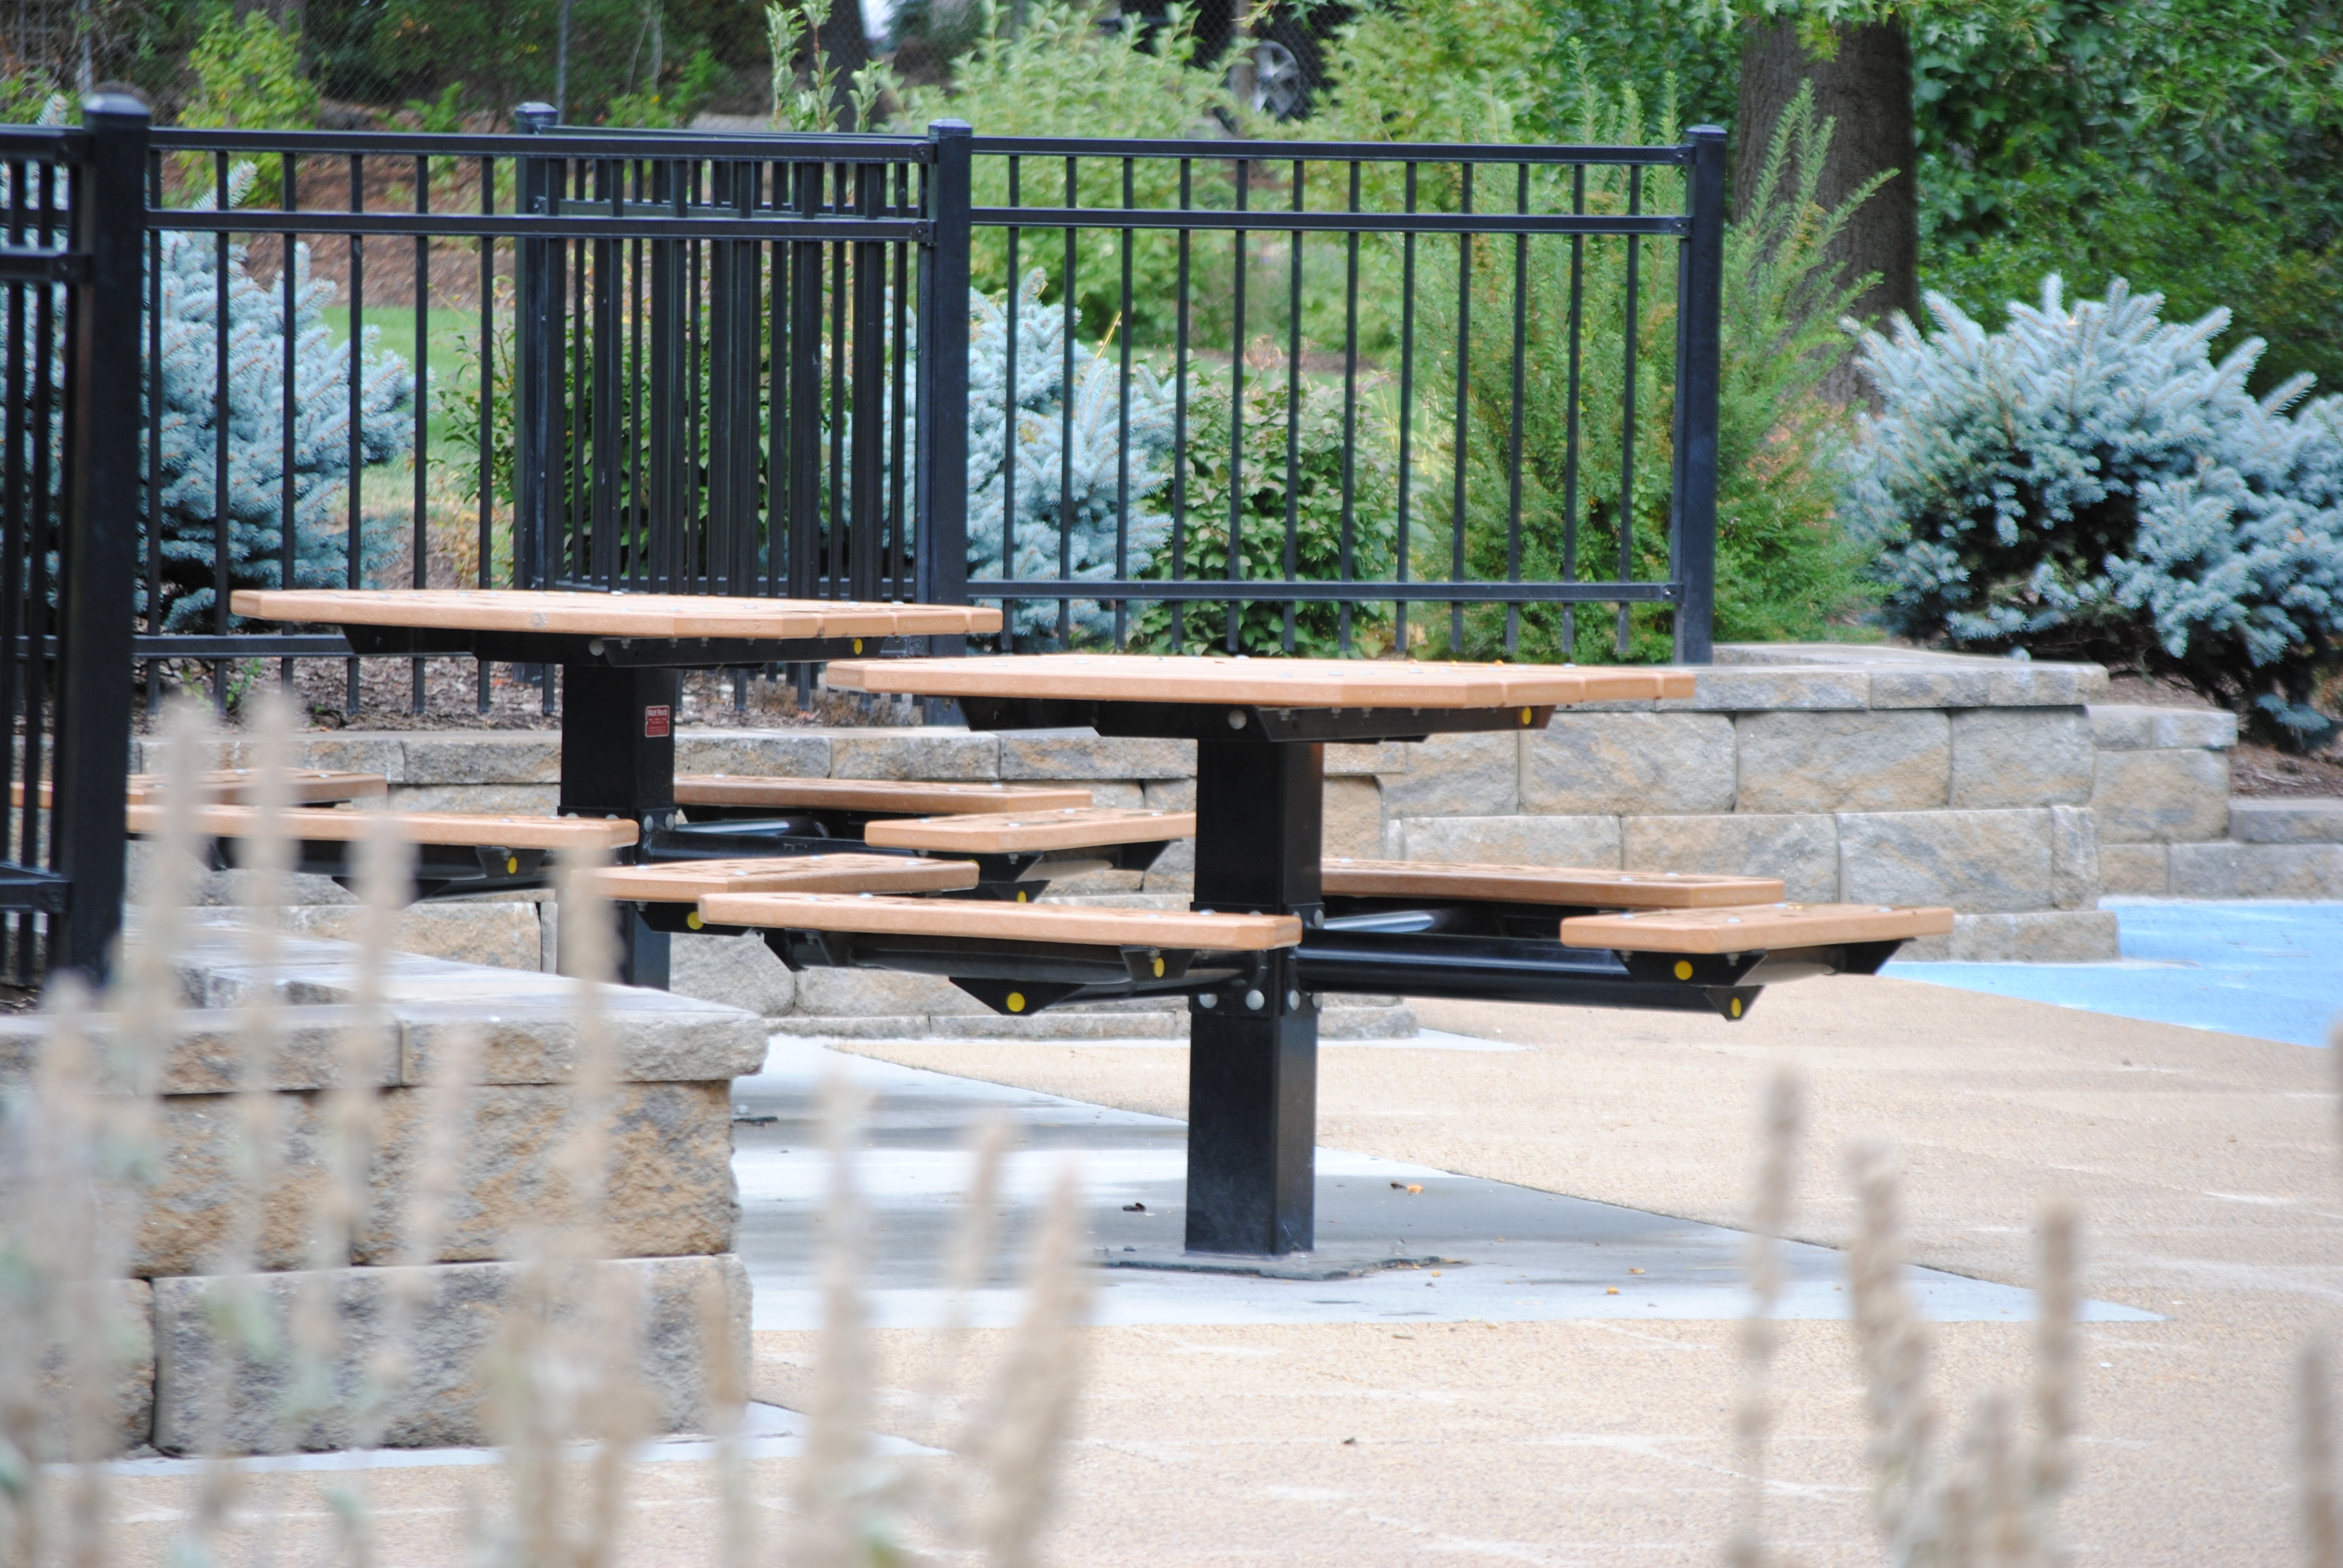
[229,589,1000,978]
[813,653,1691,1256]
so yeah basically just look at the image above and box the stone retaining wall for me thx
[134,643,2339,1007]
[0,925,763,1454]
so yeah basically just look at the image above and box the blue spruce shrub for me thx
[965,271,1176,643]
[148,167,415,630]
[1843,276,2343,750]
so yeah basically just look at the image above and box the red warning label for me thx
[643,704,672,739]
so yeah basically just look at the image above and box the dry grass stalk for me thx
[1847,1142,1938,1560]
[1728,1070,1801,1568]
[696,1270,753,1568]
[793,1073,886,1568]
[2304,1336,2341,1568]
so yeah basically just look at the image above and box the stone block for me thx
[1985,662,2106,706]
[362,1081,737,1263]
[1395,814,1622,869]
[667,930,797,1018]
[1325,742,1412,777]
[828,729,999,781]
[1142,777,1196,812]
[790,967,990,1017]
[935,1010,1187,1039]
[1867,668,1994,708]
[400,994,768,1086]
[2088,704,2238,751]
[281,901,545,973]
[1948,911,2122,962]
[399,733,562,786]
[2050,804,2101,911]
[386,784,560,815]
[1000,733,1194,780]
[215,734,407,782]
[1519,712,1735,815]
[1320,1001,1420,1040]
[1144,835,1196,880]
[1324,777,1383,858]
[129,1080,737,1276]
[1837,809,2053,912]
[1688,668,1869,711]
[1621,813,1841,903]
[2169,843,2343,899]
[1375,731,1519,817]
[2227,798,2343,843]
[14,1279,154,1457]
[1735,711,1950,812]
[2099,843,2170,897]
[1950,708,2095,808]
[190,868,361,908]
[675,730,832,777]
[151,1253,749,1455]
[2091,749,2230,843]
[1043,868,1149,894]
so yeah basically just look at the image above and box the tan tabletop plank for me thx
[129,803,638,851]
[1558,902,1955,954]
[824,653,1691,708]
[585,854,977,903]
[673,775,1094,814]
[1322,858,1786,908]
[230,589,1000,640]
[700,891,1300,950]
[863,806,1194,853]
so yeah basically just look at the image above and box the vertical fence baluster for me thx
[476,152,493,711]
[1449,161,1472,656]
[412,152,429,711]
[851,161,885,603]
[1113,155,1132,649]
[1002,154,1019,645]
[1337,160,1360,655]
[1169,157,1190,655]
[917,120,971,654]
[211,148,228,708]
[280,149,298,690]
[1674,128,1726,664]
[1225,155,1247,655]
[3,160,31,972]
[143,148,160,711]
[1617,163,1641,659]
[888,163,909,601]
[1394,160,1416,657]
[1562,163,1584,659]
[347,152,365,711]
[1281,158,1302,656]
[1504,160,1528,658]
[1057,155,1074,647]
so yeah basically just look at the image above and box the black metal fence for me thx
[0,99,143,979]
[142,109,963,711]
[946,129,1725,664]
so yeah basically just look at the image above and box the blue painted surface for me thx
[1884,901,2343,1048]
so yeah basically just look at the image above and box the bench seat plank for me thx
[1558,902,1955,954]
[18,771,389,809]
[864,806,1194,854]
[700,892,1300,950]
[129,803,639,851]
[673,775,1093,815]
[825,653,1691,708]
[231,588,1000,641]
[1323,858,1785,909]
[587,854,977,902]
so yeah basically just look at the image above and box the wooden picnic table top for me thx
[229,589,1001,641]
[128,803,640,850]
[824,654,1691,708]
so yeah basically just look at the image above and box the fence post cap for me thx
[513,102,559,132]
[1687,124,1726,143]
[79,93,149,126]
[926,118,972,138]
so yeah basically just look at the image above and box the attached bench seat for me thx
[1558,902,1954,954]
[673,775,1093,817]
[18,769,388,809]
[1322,858,1785,909]
[131,803,637,900]
[589,854,977,926]
[703,891,1298,1016]
[862,806,1194,854]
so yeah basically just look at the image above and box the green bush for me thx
[1309,12,1870,662]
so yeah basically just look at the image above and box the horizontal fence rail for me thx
[944,129,1723,664]
[139,111,955,712]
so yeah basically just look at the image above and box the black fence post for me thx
[916,120,971,655]
[512,103,562,593]
[1672,125,1725,665]
[50,94,148,982]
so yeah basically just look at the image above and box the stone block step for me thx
[2227,797,2343,843]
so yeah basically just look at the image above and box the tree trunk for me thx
[819,2,871,125]
[1733,18,1918,402]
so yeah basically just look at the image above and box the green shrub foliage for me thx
[966,272,1179,644]
[149,170,415,630]
[1843,277,2343,750]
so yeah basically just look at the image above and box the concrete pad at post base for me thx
[731,1040,2154,1332]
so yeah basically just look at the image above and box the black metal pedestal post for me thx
[559,662,678,987]
[1184,739,1324,1256]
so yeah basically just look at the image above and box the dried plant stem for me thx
[1847,1142,1937,1559]
[968,1165,1092,1568]
[696,1272,752,1568]
[1728,1071,1800,1568]
[793,1072,882,1568]
[2305,1336,2342,1568]
[2028,1198,2077,1561]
